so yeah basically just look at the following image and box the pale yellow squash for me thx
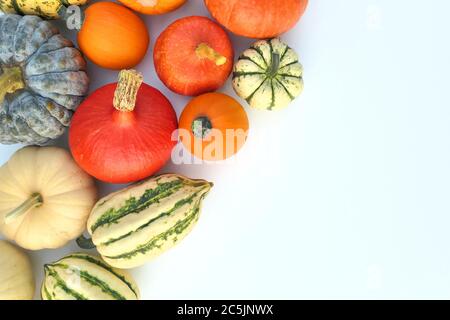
[0,146,97,250]
[0,240,35,300]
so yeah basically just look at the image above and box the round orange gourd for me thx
[179,93,249,161]
[118,0,187,15]
[78,2,149,70]
[154,16,234,96]
[204,0,308,39]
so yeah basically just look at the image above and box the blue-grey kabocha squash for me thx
[0,14,89,145]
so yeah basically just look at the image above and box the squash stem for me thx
[4,193,43,225]
[76,235,96,249]
[113,70,144,112]
[192,116,213,139]
[195,43,227,66]
[0,67,25,105]
[268,53,281,78]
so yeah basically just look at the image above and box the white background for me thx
[2,0,450,299]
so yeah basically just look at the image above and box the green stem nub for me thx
[268,53,281,78]
[0,66,25,104]
[76,235,96,249]
[4,193,43,225]
[192,116,213,139]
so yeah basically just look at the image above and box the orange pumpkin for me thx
[118,0,187,15]
[78,2,150,70]
[154,16,234,96]
[204,0,308,39]
[179,93,249,161]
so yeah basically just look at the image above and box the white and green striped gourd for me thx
[232,38,303,111]
[41,253,139,300]
[77,174,214,269]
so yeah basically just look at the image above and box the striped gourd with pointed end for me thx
[232,38,304,111]
[41,253,139,300]
[77,174,214,269]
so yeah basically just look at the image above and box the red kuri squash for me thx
[204,0,308,39]
[69,70,178,184]
[154,16,234,96]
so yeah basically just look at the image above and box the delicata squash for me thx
[78,174,213,269]
[42,253,139,300]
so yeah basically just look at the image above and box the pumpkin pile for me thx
[0,0,308,300]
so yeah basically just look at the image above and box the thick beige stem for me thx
[0,67,25,104]
[195,43,227,66]
[5,193,43,225]
[113,69,144,112]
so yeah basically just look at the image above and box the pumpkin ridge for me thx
[16,94,65,139]
[274,77,295,100]
[25,57,87,78]
[249,46,268,68]
[14,113,49,143]
[245,77,269,103]
[233,71,266,78]
[24,35,71,65]
[90,179,184,233]
[279,60,300,69]
[53,263,127,300]
[45,266,88,300]
[279,43,290,62]
[99,188,205,246]
[277,73,302,80]
[104,205,201,261]
[42,284,52,300]
[64,253,139,298]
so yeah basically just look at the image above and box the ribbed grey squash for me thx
[232,38,303,111]
[0,14,88,145]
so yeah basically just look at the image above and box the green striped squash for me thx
[41,253,139,300]
[80,174,213,269]
[232,38,304,111]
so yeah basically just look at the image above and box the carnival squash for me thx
[42,253,139,300]
[233,38,304,110]
[69,70,178,184]
[179,93,249,161]
[77,174,213,269]
[0,14,89,145]
[0,0,88,19]
[0,146,97,250]
[118,0,186,15]
[77,2,149,70]
[205,0,308,39]
[0,240,35,300]
[154,16,233,96]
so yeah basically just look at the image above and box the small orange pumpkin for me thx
[179,93,249,161]
[118,0,187,15]
[78,2,150,70]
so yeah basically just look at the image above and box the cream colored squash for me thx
[0,240,35,300]
[42,253,139,300]
[0,146,97,250]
